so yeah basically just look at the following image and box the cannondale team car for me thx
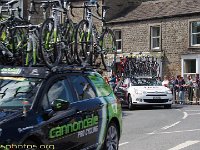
[115,77,173,110]
[0,66,122,150]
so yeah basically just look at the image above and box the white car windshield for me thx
[131,78,162,86]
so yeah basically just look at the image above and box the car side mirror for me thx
[51,99,70,111]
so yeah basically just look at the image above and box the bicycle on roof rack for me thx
[39,0,75,68]
[124,55,160,78]
[0,0,29,66]
[73,1,117,71]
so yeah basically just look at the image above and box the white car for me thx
[117,77,173,110]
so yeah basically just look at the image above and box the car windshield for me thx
[0,77,42,108]
[131,78,162,86]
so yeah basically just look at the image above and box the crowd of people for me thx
[162,74,200,104]
[104,71,200,105]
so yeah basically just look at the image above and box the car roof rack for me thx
[0,64,98,78]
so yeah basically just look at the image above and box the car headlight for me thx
[165,90,172,94]
[135,89,143,94]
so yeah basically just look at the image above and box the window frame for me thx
[150,25,161,51]
[190,21,200,47]
[114,29,123,53]
[39,75,77,111]
[67,75,97,101]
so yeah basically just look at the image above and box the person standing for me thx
[109,74,116,91]
[186,75,194,104]
[175,75,181,104]
[162,75,169,87]
[170,76,177,103]
[177,76,186,104]
[193,73,200,104]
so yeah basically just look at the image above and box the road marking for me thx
[182,112,188,119]
[168,140,200,150]
[185,110,200,112]
[119,142,129,146]
[148,128,200,135]
[147,131,156,135]
[161,121,181,130]
[189,113,200,115]
[176,109,181,111]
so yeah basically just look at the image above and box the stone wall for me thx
[109,15,200,77]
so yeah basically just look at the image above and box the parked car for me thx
[115,77,173,110]
[0,66,122,150]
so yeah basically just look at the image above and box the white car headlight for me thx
[165,90,172,94]
[135,89,143,94]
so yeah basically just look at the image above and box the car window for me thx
[68,76,96,100]
[87,73,112,97]
[42,79,73,110]
[0,77,41,108]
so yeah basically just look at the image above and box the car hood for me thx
[129,86,169,92]
[0,109,22,123]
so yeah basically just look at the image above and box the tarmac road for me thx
[119,104,200,150]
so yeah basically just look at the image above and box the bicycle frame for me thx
[26,26,40,65]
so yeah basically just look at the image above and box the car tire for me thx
[103,122,119,150]
[23,140,39,150]
[128,94,134,110]
[164,104,172,109]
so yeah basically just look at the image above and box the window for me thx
[42,79,73,110]
[183,59,196,79]
[150,26,161,50]
[114,30,122,53]
[191,21,200,46]
[68,76,96,100]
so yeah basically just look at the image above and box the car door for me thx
[38,75,86,150]
[68,75,104,149]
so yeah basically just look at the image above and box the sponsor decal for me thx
[49,114,98,139]
[78,125,98,138]
[0,68,22,74]
[30,69,39,76]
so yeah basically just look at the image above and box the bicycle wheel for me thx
[62,19,75,64]
[74,19,93,65]
[40,18,62,68]
[0,24,26,65]
[100,28,117,71]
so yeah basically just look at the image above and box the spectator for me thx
[186,74,193,104]
[104,76,109,84]
[109,74,116,90]
[175,75,181,104]
[156,77,162,85]
[193,73,200,104]
[162,75,169,87]
[170,76,177,102]
[177,76,186,104]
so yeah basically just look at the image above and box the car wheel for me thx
[164,104,172,109]
[128,95,134,110]
[103,122,119,150]
[23,140,39,150]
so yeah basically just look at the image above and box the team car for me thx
[115,77,173,110]
[0,66,122,150]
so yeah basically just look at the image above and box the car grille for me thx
[143,99,168,103]
[146,94,167,96]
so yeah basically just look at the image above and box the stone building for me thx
[2,0,200,78]
[107,0,200,79]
